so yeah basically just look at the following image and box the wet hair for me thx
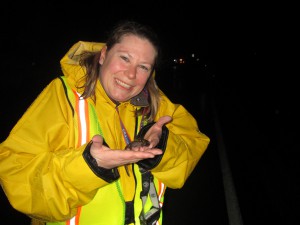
[79,20,162,122]
[106,20,162,68]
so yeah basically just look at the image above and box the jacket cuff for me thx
[83,141,120,183]
[136,122,169,170]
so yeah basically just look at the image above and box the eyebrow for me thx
[118,50,154,67]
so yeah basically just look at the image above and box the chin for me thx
[113,96,131,102]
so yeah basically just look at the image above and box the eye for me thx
[120,55,129,62]
[139,65,150,72]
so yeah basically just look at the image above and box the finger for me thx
[92,135,103,143]
[91,135,104,149]
[155,116,172,127]
[144,148,163,155]
[132,149,163,159]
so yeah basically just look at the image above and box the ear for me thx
[99,46,107,65]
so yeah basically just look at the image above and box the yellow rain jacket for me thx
[0,41,210,224]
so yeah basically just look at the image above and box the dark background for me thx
[1,2,299,225]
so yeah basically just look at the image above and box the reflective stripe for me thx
[155,182,164,225]
[68,92,88,225]
[76,91,89,145]
[68,217,74,225]
[53,77,166,225]
[158,181,165,208]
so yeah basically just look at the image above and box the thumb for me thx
[156,116,172,127]
[91,135,104,147]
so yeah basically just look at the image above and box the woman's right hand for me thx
[89,135,162,169]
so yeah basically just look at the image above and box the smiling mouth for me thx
[115,79,132,89]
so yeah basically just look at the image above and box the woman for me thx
[0,20,210,225]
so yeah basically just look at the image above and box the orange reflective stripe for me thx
[67,92,89,225]
[158,181,165,207]
[75,207,82,225]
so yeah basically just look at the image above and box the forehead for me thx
[112,34,157,62]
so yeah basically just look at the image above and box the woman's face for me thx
[99,34,156,102]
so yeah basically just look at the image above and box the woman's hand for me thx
[89,116,171,169]
[143,116,172,148]
[89,135,163,169]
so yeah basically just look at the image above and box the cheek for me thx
[136,74,151,86]
[102,56,123,73]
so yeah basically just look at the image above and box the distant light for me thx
[191,53,195,58]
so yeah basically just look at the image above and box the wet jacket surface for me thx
[0,41,210,223]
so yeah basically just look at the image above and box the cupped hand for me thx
[89,135,163,169]
[143,116,172,148]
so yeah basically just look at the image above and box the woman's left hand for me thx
[144,116,172,148]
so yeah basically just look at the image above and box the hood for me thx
[60,41,105,89]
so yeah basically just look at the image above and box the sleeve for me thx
[136,122,169,170]
[0,78,108,222]
[151,95,210,189]
[83,140,120,183]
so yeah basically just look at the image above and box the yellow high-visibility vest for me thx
[47,76,165,225]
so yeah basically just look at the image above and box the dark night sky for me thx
[2,2,264,57]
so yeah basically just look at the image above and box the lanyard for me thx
[116,105,161,225]
[116,106,132,145]
[115,106,147,145]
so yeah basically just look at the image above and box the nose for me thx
[126,65,137,79]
